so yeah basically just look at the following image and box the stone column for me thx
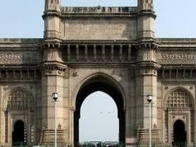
[135,0,161,145]
[0,86,2,144]
[125,77,137,145]
[39,42,68,145]
[68,108,75,146]
[125,107,138,145]
[39,0,69,145]
[135,42,161,146]
[194,110,196,146]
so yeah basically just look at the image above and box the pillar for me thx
[135,0,161,146]
[39,0,70,145]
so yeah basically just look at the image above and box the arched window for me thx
[7,88,34,110]
[164,88,194,144]
[165,89,192,109]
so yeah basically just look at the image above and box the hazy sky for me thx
[0,0,196,38]
[0,0,196,143]
[80,92,118,142]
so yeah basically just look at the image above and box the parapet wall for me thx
[0,38,42,65]
[60,7,138,40]
[61,6,138,14]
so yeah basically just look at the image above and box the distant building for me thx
[0,0,196,146]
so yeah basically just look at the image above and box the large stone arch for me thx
[73,72,126,144]
[72,72,126,108]
[163,87,194,145]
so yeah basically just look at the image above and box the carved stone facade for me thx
[0,0,196,147]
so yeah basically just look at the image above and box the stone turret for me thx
[43,0,62,39]
[45,0,61,12]
[138,0,154,11]
[137,0,155,39]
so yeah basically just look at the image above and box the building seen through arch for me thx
[0,0,196,146]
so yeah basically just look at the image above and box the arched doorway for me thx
[173,120,186,147]
[74,76,125,145]
[164,88,193,145]
[12,120,25,146]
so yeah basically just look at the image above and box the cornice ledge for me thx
[38,62,67,71]
[136,40,159,49]
[42,10,62,19]
[41,39,62,49]
[135,61,161,69]
[137,10,156,18]
[61,40,137,45]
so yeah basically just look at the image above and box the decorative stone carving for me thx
[164,89,194,145]
[137,41,159,49]
[61,6,137,14]
[46,0,60,11]
[7,87,34,110]
[72,71,78,77]
[41,42,61,49]
[38,62,68,78]
[165,89,192,108]
[0,52,40,64]
[39,63,67,71]
[157,51,196,64]
[134,61,160,76]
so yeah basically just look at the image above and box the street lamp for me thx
[52,92,58,147]
[147,95,152,147]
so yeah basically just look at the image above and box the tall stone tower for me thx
[135,0,161,145]
[137,0,155,39]
[44,0,62,39]
[39,0,68,145]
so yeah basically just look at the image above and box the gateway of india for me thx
[0,0,196,146]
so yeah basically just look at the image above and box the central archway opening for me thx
[74,76,125,145]
[79,91,119,142]
[173,120,186,146]
[12,120,25,146]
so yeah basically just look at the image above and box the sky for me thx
[0,0,196,143]
[80,92,118,142]
[0,0,196,38]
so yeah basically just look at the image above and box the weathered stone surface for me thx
[0,0,195,147]
[63,19,137,40]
